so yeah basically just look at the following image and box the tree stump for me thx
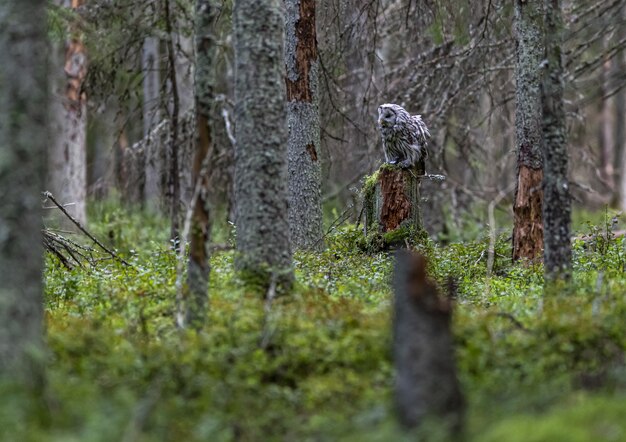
[362,161,425,250]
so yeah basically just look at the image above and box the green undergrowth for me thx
[3,207,626,441]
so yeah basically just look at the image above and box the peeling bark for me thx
[513,0,544,262]
[48,0,87,227]
[285,0,322,250]
[513,166,544,261]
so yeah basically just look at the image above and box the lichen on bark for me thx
[542,0,572,280]
[234,0,294,291]
[285,0,322,250]
[513,0,544,262]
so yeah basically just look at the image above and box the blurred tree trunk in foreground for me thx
[0,0,47,386]
[542,0,571,280]
[285,0,323,250]
[512,0,544,262]
[233,0,293,292]
[183,0,218,328]
[48,0,87,226]
[393,251,464,433]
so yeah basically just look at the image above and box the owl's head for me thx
[378,103,407,128]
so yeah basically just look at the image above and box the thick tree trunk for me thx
[363,163,424,250]
[143,36,162,210]
[512,0,544,262]
[0,0,47,386]
[542,0,572,280]
[184,0,218,328]
[393,251,464,432]
[233,0,293,291]
[48,0,88,226]
[285,0,323,250]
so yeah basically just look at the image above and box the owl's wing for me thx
[411,115,430,145]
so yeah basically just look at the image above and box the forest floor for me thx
[4,204,626,441]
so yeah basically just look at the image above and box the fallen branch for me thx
[42,191,131,267]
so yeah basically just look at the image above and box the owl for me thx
[377,103,430,168]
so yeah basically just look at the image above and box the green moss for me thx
[8,207,626,441]
[362,169,380,199]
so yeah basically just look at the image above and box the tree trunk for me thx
[542,0,572,280]
[613,5,626,210]
[598,54,614,190]
[143,36,163,211]
[48,0,88,227]
[233,0,293,292]
[363,163,424,250]
[164,0,182,243]
[285,0,323,250]
[512,0,544,262]
[393,251,464,432]
[183,0,218,328]
[172,31,196,207]
[0,0,47,386]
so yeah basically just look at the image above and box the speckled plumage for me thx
[378,103,430,168]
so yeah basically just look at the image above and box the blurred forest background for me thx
[3,0,626,441]
[45,0,626,238]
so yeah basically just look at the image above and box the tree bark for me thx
[233,0,294,291]
[48,0,88,227]
[164,0,182,243]
[542,0,572,280]
[184,0,218,328]
[363,163,425,250]
[512,0,544,262]
[285,0,323,250]
[0,0,47,386]
[393,251,464,432]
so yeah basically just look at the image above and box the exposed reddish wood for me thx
[305,143,317,161]
[189,114,212,267]
[285,0,317,102]
[64,0,86,112]
[512,165,544,261]
[379,168,411,232]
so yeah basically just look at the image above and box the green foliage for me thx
[3,208,626,441]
